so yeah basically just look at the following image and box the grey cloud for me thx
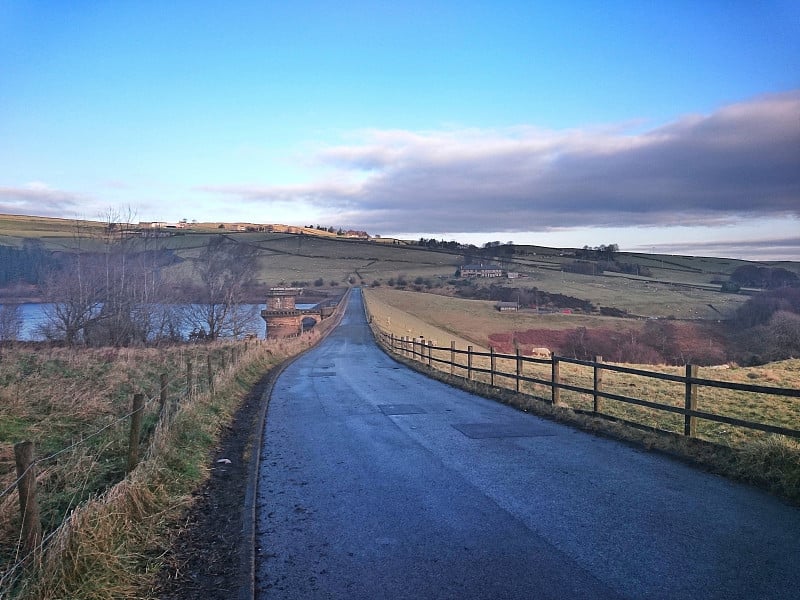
[202,91,800,235]
[640,237,800,262]
[0,184,81,217]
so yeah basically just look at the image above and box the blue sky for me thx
[1,1,798,260]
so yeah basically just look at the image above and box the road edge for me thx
[240,287,352,600]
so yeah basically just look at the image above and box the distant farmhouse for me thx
[342,229,370,239]
[459,263,504,278]
[495,301,519,312]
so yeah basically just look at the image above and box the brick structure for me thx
[261,287,325,338]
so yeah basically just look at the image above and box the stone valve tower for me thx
[261,287,327,338]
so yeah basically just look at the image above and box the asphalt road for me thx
[255,288,800,599]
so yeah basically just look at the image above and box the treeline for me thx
[731,288,800,365]
[0,241,60,286]
[575,244,619,261]
[728,265,798,289]
[1,236,262,347]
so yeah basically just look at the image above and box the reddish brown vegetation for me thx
[489,320,729,366]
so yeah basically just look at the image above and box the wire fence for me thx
[0,339,260,592]
[0,288,353,595]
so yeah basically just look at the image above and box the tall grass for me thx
[0,331,323,598]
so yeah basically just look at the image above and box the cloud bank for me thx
[0,183,82,217]
[203,91,800,234]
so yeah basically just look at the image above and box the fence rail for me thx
[372,328,800,441]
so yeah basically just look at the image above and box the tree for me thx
[0,303,22,342]
[184,237,259,340]
[767,311,800,357]
[39,256,102,345]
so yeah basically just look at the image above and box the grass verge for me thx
[0,334,321,599]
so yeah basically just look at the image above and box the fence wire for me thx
[0,344,253,585]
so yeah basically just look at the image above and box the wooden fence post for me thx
[14,441,42,556]
[516,348,522,393]
[427,341,433,367]
[551,355,560,405]
[186,359,193,397]
[450,341,456,376]
[490,347,496,386]
[207,354,214,393]
[390,333,395,352]
[684,364,698,437]
[593,356,604,413]
[467,346,473,380]
[159,373,168,417]
[127,393,145,473]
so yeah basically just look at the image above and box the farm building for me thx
[460,264,503,278]
[496,302,519,312]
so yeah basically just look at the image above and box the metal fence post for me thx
[467,346,473,380]
[490,347,496,386]
[516,348,522,393]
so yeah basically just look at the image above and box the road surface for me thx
[256,288,800,599]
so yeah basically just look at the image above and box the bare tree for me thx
[184,237,259,340]
[81,207,183,346]
[39,255,102,345]
[0,303,22,342]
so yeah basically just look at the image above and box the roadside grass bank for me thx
[363,289,800,506]
[0,333,322,599]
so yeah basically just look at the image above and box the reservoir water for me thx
[0,302,318,341]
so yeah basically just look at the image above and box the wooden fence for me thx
[372,328,800,442]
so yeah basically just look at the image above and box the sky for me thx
[1,1,799,260]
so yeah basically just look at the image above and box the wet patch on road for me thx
[378,404,427,415]
[452,422,556,439]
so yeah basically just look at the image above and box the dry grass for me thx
[0,336,323,598]
[0,291,351,598]
[366,287,652,350]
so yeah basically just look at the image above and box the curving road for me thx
[255,288,800,599]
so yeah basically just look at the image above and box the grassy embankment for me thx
[363,287,800,503]
[0,327,329,598]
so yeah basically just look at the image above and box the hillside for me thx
[1,212,798,323]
